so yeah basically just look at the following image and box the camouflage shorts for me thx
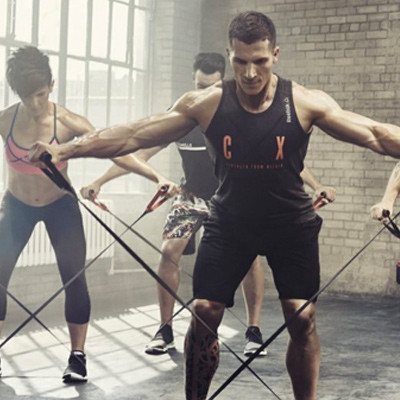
[162,191,210,240]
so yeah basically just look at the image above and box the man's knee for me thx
[192,299,225,331]
[283,301,317,343]
[160,238,187,264]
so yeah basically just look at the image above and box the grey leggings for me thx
[0,191,90,324]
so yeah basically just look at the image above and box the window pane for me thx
[91,0,109,58]
[110,67,129,125]
[49,55,59,102]
[133,8,149,70]
[68,0,87,57]
[66,58,86,115]
[0,46,5,109]
[88,62,108,128]
[110,3,128,62]
[38,0,61,51]
[14,0,33,43]
[68,158,112,192]
[131,70,148,119]
[0,0,7,37]
[135,0,152,8]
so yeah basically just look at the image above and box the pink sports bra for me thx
[4,103,68,175]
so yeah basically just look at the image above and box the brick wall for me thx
[201,0,400,297]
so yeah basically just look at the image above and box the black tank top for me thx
[204,77,315,224]
[176,126,218,199]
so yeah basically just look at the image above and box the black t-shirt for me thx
[176,126,219,200]
[204,77,315,225]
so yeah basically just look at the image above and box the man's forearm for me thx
[300,165,322,191]
[113,154,164,184]
[380,162,400,205]
[371,124,400,158]
[58,126,141,161]
[57,113,195,161]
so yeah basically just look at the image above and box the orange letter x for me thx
[275,136,285,161]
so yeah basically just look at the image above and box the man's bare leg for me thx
[146,237,189,354]
[241,256,265,327]
[281,299,320,400]
[185,299,225,400]
[158,237,190,325]
[241,256,266,356]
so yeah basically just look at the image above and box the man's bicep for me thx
[315,108,385,153]
[125,109,197,151]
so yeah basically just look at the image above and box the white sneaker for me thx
[244,326,267,357]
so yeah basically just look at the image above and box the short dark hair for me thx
[6,46,52,98]
[193,52,226,79]
[228,11,276,48]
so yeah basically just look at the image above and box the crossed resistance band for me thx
[5,156,390,400]
[2,155,332,396]
[208,209,400,399]
[31,153,280,398]
[0,188,163,350]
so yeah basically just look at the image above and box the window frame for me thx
[0,0,154,194]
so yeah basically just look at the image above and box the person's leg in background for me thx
[241,256,267,356]
[145,191,208,355]
[145,236,190,354]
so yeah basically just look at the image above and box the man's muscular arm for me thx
[370,162,400,221]
[29,90,207,164]
[293,85,400,157]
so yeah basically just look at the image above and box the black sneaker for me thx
[145,324,175,355]
[62,351,87,383]
[244,326,267,357]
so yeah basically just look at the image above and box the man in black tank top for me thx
[30,11,400,400]
[80,53,291,358]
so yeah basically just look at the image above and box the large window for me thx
[0,0,154,193]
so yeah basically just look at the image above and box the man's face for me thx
[194,70,222,90]
[227,38,279,96]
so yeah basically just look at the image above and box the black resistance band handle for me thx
[39,151,76,195]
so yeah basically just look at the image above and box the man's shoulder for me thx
[181,84,222,107]
[173,85,223,129]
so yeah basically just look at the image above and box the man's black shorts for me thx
[193,215,322,307]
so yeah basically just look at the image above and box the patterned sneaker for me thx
[62,351,87,383]
[145,324,175,355]
[244,326,267,357]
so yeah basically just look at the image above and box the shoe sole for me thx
[244,345,268,357]
[63,372,88,383]
[145,342,175,355]
[244,349,267,357]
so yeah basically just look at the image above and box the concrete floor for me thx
[0,274,399,400]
